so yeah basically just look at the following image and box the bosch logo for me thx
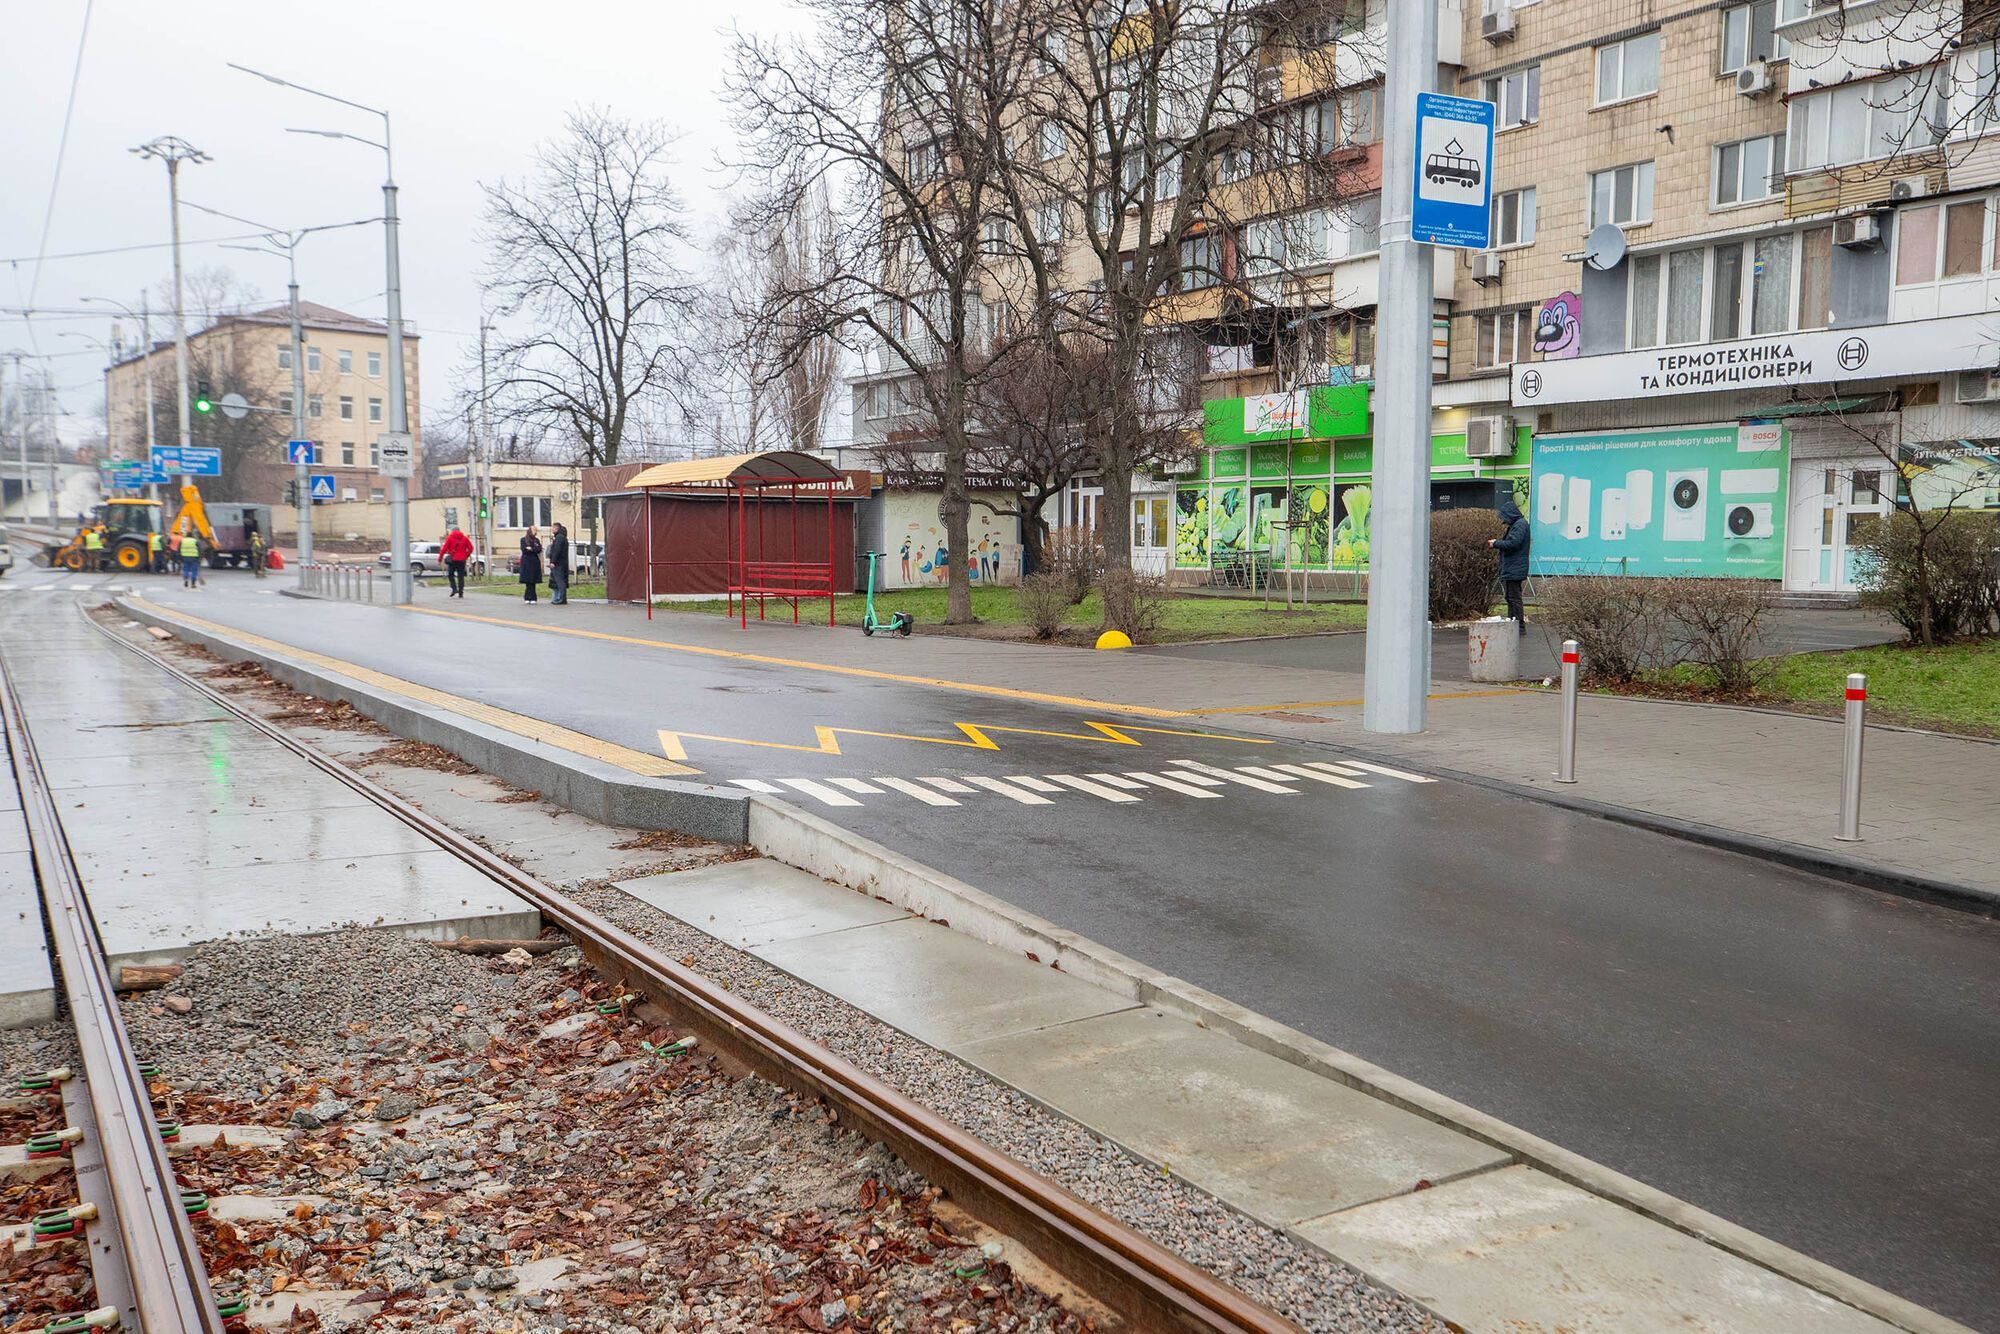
[1519,368,1543,399]
[1838,337,1870,372]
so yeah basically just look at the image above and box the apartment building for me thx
[1466,0,2000,596]
[846,0,2000,593]
[104,301,422,527]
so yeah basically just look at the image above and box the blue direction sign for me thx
[1412,92,1495,250]
[308,474,337,501]
[286,440,314,464]
[150,445,222,477]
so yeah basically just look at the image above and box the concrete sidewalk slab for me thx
[619,859,911,948]
[958,1006,1510,1224]
[1298,1164,1892,1333]
[621,858,1910,1333]
[0,847,54,1028]
[64,805,438,876]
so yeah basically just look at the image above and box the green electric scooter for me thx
[859,551,913,637]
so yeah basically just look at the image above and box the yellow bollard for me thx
[1095,630,1133,651]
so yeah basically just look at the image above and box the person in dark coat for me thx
[518,527,544,603]
[547,523,570,605]
[1489,497,1531,630]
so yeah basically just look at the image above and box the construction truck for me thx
[45,486,274,572]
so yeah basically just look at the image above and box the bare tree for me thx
[480,108,699,468]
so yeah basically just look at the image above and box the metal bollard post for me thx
[367,569,375,603]
[1836,672,1866,841]
[1555,638,1580,783]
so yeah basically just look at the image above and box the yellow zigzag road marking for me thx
[129,598,703,778]
[656,719,1273,762]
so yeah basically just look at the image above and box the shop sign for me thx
[1529,423,1789,578]
[1511,313,2000,407]
[1202,383,1372,445]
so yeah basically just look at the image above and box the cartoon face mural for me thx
[1533,291,1582,360]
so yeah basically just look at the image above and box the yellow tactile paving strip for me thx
[131,599,703,778]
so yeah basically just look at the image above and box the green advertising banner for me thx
[1174,486,1209,567]
[1201,384,1372,445]
[1529,423,1789,577]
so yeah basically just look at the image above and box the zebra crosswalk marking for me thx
[921,776,976,794]
[1271,763,1371,790]
[1336,760,1437,784]
[1124,770,1223,798]
[829,777,884,794]
[1166,760,1299,794]
[874,776,960,806]
[967,776,1053,805]
[1047,774,1142,803]
[731,779,783,793]
[778,778,864,807]
[1007,775,1064,793]
[1237,764,1307,783]
[1084,773,1147,789]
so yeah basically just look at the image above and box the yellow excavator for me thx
[46,485,272,573]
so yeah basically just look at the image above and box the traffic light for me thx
[194,379,213,414]
[478,495,489,521]
[282,480,298,506]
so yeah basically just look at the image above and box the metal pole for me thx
[383,123,412,606]
[41,366,58,525]
[1362,0,1438,735]
[290,249,312,564]
[168,157,192,490]
[140,295,158,506]
[1555,638,1579,784]
[479,317,494,570]
[1837,672,1866,841]
[6,357,24,525]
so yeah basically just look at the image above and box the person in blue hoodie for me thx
[1489,497,1531,631]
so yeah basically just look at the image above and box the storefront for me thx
[1171,384,1530,587]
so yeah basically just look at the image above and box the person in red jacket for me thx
[440,524,474,598]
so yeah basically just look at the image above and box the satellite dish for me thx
[218,392,251,420]
[1583,223,1628,272]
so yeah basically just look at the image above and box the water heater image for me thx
[1664,469,1707,542]
[1623,469,1654,529]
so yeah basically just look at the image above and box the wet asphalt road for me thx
[24,569,1998,1324]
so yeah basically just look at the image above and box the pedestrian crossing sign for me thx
[308,474,337,501]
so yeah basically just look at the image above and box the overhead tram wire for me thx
[25,0,96,325]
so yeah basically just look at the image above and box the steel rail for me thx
[87,607,1300,1333]
[0,639,225,1333]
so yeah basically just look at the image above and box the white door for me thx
[1793,462,1891,593]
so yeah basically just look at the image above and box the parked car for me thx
[0,527,13,578]
[378,542,486,577]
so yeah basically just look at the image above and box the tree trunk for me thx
[942,396,974,624]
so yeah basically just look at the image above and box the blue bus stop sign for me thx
[1412,92,1495,250]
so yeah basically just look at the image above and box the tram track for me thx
[55,605,1299,1332]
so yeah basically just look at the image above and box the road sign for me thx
[308,474,337,501]
[286,440,314,464]
[150,445,221,477]
[376,431,414,479]
[218,392,251,420]
[437,463,468,482]
[1412,92,1495,250]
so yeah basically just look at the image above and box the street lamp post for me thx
[60,332,118,511]
[216,226,311,564]
[131,138,208,493]
[229,63,412,604]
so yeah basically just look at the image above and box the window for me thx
[307,395,323,418]
[1787,75,1947,171]
[1896,200,1992,284]
[1474,310,1529,368]
[277,346,293,370]
[1483,66,1540,129]
[370,488,385,504]
[1040,31,1067,69]
[1590,161,1655,227]
[1299,0,1365,47]
[1039,120,1065,162]
[368,397,383,423]
[341,487,357,503]
[339,395,354,421]
[1133,496,1170,549]
[306,346,322,372]
[310,443,323,464]
[337,349,352,374]
[367,351,382,377]
[1036,199,1065,245]
[908,138,944,182]
[1490,187,1536,248]
[277,392,293,415]
[981,216,1009,256]
[1720,1,1789,73]
[1714,134,1784,207]
[1092,187,1114,230]
[1956,44,1999,138]
[1347,194,1381,254]
[1179,229,1224,289]
[1797,225,1832,328]
[369,440,381,468]
[1776,0,1812,22]
[1339,85,1380,145]
[1629,231,1823,347]
[1217,143,1253,182]
[496,495,553,529]
[340,441,355,466]
[1595,32,1660,105]
[1243,209,1342,277]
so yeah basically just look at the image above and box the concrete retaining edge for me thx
[115,597,751,845]
[747,799,1970,1334]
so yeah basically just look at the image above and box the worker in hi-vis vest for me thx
[147,529,164,574]
[83,524,105,571]
[178,529,202,589]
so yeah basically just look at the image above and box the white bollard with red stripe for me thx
[1837,672,1866,841]
[1555,639,1580,784]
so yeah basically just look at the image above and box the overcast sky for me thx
[1,0,810,444]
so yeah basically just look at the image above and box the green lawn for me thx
[1761,639,2000,737]
[656,585,1368,642]
[467,575,608,600]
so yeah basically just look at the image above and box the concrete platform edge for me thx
[113,597,751,846]
[745,797,1970,1334]
[1274,737,1999,920]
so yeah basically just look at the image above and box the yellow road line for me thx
[402,604,1195,719]
[132,599,702,778]
[656,718,1274,762]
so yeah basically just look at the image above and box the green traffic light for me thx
[195,396,212,413]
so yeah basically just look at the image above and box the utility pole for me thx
[479,316,494,566]
[4,355,24,524]
[288,261,310,563]
[1362,1,1439,735]
[40,366,58,525]
[132,137,209,493]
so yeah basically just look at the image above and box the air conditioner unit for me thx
[1470,252,1505,285]
[1834,213,1882,248]
[1955,369,2000,403]
[1254,66,1284,105]
[1735,60,1773,97]
[559,487,573,501]
[1481,2,1517,42]
[1888,173,1929,201]
[1466,414,1516,458]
